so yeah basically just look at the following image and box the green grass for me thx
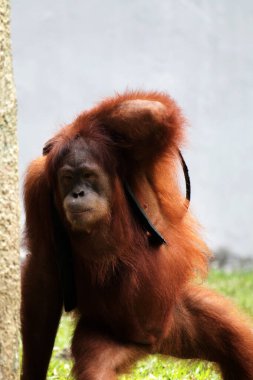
[43,270,253,379]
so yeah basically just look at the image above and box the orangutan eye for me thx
[81,169,98,181]
[63,175,73,181]
[58,169,74,183]
[84,173,95,180]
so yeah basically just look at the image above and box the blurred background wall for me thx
[11,0,253,259]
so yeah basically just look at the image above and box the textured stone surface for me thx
[0,0,20,379]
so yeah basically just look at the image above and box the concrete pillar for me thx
[0,0,20,379]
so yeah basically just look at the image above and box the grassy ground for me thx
[43,270,253,379]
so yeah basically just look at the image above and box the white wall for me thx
[11,0,253,257]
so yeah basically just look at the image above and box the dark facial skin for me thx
[57,139,112,233]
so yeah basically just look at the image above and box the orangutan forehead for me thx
[60,138,99,165]
[55,136,117,177]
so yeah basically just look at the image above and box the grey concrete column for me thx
[0,0,20,379]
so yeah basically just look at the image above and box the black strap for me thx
[123,183,167,246]
[124,149,191,246]
[178,149,191,203]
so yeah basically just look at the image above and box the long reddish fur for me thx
[21,91,253,380]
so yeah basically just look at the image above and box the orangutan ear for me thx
[43,138,56,156]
